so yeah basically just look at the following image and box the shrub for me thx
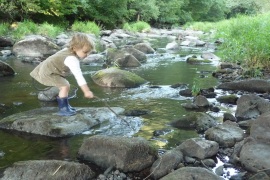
[37,22,64,38]
[12,20,38,39]
[123,21,151,32]
[0,23,9,36]
[71,21,100,36]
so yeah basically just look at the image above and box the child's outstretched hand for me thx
[84,90,94,99]
[80,84,94,99]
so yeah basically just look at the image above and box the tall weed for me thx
[38,22,64,38]
[71,21,100,36]
[123,21,151,32]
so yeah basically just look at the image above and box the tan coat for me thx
[30,49,75,87]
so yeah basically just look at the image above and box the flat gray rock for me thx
[0,107,133,137]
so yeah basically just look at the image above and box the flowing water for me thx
[0,38,221,171]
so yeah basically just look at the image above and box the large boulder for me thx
[205,121,245,148]
[150,149,183,179]
[177,138,219,160]
[170,112,217,133]
[217,79,270,93]
[91,67,146,88]
[106,48,141,67]
[78,135,157,172]
[0,107,125,137]
[235,94,270,121]
[1,160,95,180]
[13,35,60,58]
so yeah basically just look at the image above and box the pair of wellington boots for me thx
[57,97,76,116]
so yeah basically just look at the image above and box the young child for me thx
[30,33,95,116]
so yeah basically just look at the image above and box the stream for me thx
[0,37,229,175]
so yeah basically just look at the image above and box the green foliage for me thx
[12,20,38,39]
[37,22,64,38]
[0,23,9,36]
[123,21,151,32]
[191,77,201,96]
[71,21,100,36]
[186,12,270,70]
[127,0,159,22]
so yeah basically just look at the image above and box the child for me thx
[30,33,95,116]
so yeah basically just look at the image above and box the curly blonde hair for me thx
[69,33,95,53]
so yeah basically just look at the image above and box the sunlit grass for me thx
[37,22,64,38]
[71,21,100,36]
[123,21,151,32]
[186,12,270,70]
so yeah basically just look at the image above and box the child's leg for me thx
[57,85,76,116]
[58,85,70,98]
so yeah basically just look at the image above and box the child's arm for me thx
[65,56,94,99]
[80,84,94,98]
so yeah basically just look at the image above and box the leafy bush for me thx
[123,21,151,32]
[0,23,9,36]
[71,21,100,36]
[12,20,38,39]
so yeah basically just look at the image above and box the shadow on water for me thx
[0,39,220,169]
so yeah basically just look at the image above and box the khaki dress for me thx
[30,49,75,88]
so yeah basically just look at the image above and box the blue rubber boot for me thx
[57,97,76,116]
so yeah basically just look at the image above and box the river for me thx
[0,37,220,170]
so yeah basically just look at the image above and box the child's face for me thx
[74,45,91,59]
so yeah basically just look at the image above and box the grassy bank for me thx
[186,12,270,72]
[0,20,151,40]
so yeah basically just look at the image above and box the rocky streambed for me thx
[0,28,270,180]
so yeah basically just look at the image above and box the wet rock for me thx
[177,138,219,160]
[123,46,147,63]
[91,67,146,88]
[223,112,237,122]
[205,121,245,148]
[13,35,60,58]
[0,37,13,47]
[106,48,141,67]
[170,112,217,133]
[249,171,270,180]
[239,138,270,173]
[201,159,216,168]
[193,95,210,107]
[160,167,223,180]
[216,94,238,105]
[153,128,172,137]
[124,109,149,116]
[150,149,183,179]
[82,53,105,64]
[0,60,15,76]
[133,42,155,54]
[1,160,95,180]
[235,94,270,121]
[0,107,126,137]
[78,135,157,172]
[250,111,270,143]
[179,89,192,97]
[217,79,270,93]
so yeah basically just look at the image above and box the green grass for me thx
[186,12,270,70]
[37,22,65,38]
[71,21,100,36]
[0,23,9,36]
[123,21,151,32]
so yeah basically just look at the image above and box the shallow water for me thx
[0,41,219,169]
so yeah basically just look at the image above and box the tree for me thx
[127,0,159,22]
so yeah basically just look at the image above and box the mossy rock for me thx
[91,67,147,88]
